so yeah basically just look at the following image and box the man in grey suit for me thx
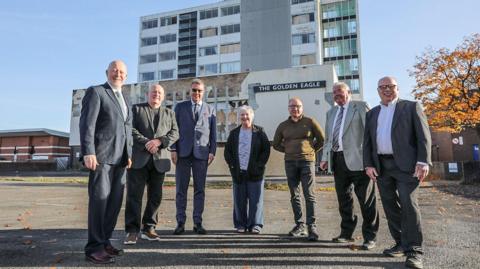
[364,76,431,269]
[320,82,379,250]
[124,84,179,245]
[80,60,132,264]
[171,78,216,235]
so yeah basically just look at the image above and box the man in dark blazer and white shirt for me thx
[124,84,179,244]
[80,60,132,264]
[364,76,431,269]
[171,78,216,235]
[320,82,379,250]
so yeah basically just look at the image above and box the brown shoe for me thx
[124,232,138,245]
[85,250,115,264]
[141,228,161,241]
[105,245,124,256]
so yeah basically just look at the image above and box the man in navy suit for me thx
[171,78,216,235]
[80,60,132,264]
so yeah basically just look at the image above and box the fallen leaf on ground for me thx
[348,244,362,251]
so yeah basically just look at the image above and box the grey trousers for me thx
[377,155,423,253]
[285,160,316,225]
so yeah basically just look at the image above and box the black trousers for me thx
[85,163,126,255]
[125,158,165,233]
[332,151,379,241]
[377,155,423,253]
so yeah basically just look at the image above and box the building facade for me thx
[70,64,345,175]
[0,129,70,162]
[137,0,362,94]
[431,128,480,162]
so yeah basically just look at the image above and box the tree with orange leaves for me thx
[410,33,480,137]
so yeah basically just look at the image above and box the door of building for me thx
[473,144,479,161]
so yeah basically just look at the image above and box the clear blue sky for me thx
[0,0,478,132]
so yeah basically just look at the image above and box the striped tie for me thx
[331,106,344,152]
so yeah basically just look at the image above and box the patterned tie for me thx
[114,91,128,120]
[193,103,199,121]
[331,106,344,152]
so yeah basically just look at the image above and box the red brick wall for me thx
[0,135,70,161]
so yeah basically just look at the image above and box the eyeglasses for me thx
[378,84,397,91]
[288,105,302,109]
[191,88,203,93]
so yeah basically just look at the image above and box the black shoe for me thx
[383,243,405,257]
[405,251,423,269]
[173,223,185,235]
[193,223,207,235]
[105,245,124,256]
[288,223,307,237]
[361,240,376,250]
[332,235,354,243]
[85,250,115,264]
[307,224,319,241]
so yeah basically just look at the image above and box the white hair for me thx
[238,105,254,121]
[332,82,351,92]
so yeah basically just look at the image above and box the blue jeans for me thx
[285,160,316,225]
[232,176,264,230]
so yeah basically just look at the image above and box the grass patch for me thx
[0,177,336,192]
[0,177,88,184]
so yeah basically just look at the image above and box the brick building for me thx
[431,128,480,162]
[0,129,70,162]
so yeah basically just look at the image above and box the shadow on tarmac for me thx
[0,229,404,268]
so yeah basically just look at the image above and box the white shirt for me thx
[191,100,203,116]
[376,98,398,154]
[238,127,252,170]
[331,101,350,152]
[108,82,128,119]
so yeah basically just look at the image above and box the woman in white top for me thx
[224,106,271,233]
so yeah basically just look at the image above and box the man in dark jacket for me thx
[124,84,179,245]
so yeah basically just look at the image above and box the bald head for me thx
[377,76,399,105]
[288,97,303,121]
[106,60,127,89]
[148,84,165,108]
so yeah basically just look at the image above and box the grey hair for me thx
[332,82,351,92]
[191,78,204,86]
[238,105,254,121]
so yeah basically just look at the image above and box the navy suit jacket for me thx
[171,100,217,160]
[79,82,133,165]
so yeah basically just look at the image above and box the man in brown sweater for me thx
[273,97,325,241]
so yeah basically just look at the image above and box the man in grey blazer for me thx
[320,82,379,250]
[124,84,179,245]
[171,78,216,235]
[80,60,132,264]
[364,76,431,269]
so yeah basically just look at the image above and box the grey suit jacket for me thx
[79,82,133,165]
[131,103,179,173]
[363,99,432,173]
[322,100,369,172]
